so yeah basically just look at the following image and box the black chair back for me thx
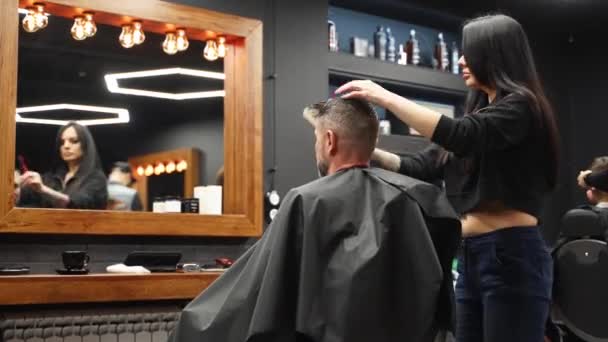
[553,239,608,342]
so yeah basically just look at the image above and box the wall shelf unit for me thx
[328,52,468,97]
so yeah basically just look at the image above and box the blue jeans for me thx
[455,226,553,342]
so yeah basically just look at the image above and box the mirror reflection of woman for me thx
[18,122,108,209]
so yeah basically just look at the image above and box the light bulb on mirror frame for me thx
[162,32,178,55]
[132,20,145,45]
[203,40,219,61]
[176,160,188,172]
[136,166,145,177]
[154,163,165,176]
[70,16,87,41]
[33,3,48,30]
[144,164,154,177]
[119,24,134,48]
[166,161,176,174]
[176,28,189,52]
[22,7,38,33]
[82,11,97,38]
[217,37,227,58]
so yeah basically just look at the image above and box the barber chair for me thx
[552,209,608,342]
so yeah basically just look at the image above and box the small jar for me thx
[181,198,200,214]
[152,197,165,213]
[165,196,182,213]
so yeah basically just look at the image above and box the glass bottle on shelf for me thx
[328,20,338,52]
[405,29,420,66]
[397,44,407,65]
[451,42,460,74]
[374,25,387,61]
[386,27,396,63]
[434,33,449,71]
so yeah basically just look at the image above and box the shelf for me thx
[328,52,468,97]
[0,272,222,306]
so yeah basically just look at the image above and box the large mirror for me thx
[0,0,263,236]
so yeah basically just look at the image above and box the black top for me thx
[585,169,608,192]
[19,169,108,209]
[399,94,553,218]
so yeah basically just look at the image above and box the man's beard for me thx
[317,159,329,178]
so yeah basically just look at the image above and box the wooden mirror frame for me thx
[0,0,263,237]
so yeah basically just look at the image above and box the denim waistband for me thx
[463,226,543,246]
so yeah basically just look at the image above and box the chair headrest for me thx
[553,239,608,340]
[560,208,606,238]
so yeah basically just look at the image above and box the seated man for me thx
[578,156,608,210]
[169,98,461,342]
[107,162,143,211]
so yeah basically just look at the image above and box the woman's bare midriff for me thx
[461,202,538,237]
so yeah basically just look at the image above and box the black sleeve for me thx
[67,171,108,209]
[585,169,608,192]
[431,94,532,157]
[398,145,445,183]
[131,192,143,211]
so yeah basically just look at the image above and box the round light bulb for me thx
[33,3,48,30]
[154,163,165,176]
[119,24,135,48]
[203,40,219,61]
[83,12,97,38]
[176,160,188,172]
[166,161,176,174]
[217,37,227,58]
[162,32,178,55]
[144,164,154,177]
[132,21,145,45]
[22,7,38,33]
[70,16,87,41]
[176,28,189,52]
[136,166,145,177]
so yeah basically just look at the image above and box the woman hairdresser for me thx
[336,14,560,342]
[19,122,108,209]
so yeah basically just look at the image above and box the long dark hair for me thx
[53,122,103,189]
[462,14,560,188]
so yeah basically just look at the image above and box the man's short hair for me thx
[303,97,379,155]
[113,161,132,174]
[590,157,608,173]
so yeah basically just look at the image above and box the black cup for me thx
[62,251,90,270]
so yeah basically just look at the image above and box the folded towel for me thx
[106,263,151,274]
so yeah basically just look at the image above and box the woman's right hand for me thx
[335,80,394,108]
[20,171,44,193]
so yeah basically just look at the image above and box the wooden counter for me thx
[0,272,222,305]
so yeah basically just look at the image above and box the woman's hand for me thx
[335,80,394,108]
[577,170,593,189]
[20,171,44,193]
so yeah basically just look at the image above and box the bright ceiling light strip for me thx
[104,67,225,100]
[16,103,129,126]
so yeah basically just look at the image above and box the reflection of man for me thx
[170,98,461,342]
[107,162,143,211]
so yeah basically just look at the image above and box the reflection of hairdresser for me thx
[107,161,143,211]
[18,122,108,209]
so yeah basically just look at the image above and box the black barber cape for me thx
[170,167,461,342]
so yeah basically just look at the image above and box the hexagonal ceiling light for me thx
[104,67,225,100]
[16,103,130,126]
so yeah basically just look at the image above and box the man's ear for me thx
[326,130,338,155]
